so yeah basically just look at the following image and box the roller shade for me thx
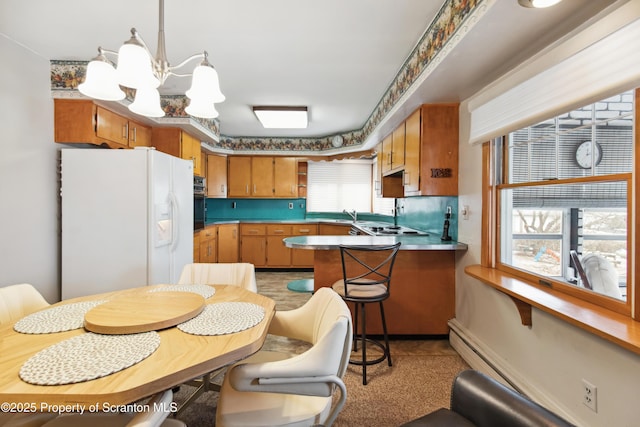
[469,16,640,145]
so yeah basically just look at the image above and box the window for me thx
[492,89,634,314]
[306,160,373,213]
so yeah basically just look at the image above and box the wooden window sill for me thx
[465,264,640,356]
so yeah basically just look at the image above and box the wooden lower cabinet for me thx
[193,231,201,263]
[318,223,351,235]
[239,222,319,268]
[200,225,217,263]
[217,223,239,263]
[291,224,317,267]
[266,224,292,267]
[240,224,267,266]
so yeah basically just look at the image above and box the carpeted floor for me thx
[173,271,470,426]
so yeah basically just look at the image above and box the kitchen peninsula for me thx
[284,233,467,335]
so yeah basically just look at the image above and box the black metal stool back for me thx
[333,242,401,384]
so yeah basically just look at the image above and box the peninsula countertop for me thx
[283,234,467,251]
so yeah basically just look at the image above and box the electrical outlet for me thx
[288,202,293,209]
[582,379,597,412]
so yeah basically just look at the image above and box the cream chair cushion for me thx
[0,283,50,325]
[177,263,257,292]
[216,287,353,427]
[0,284,54,426]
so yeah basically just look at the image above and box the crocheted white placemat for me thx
[13,301,107,334]
[177,302,265,336]
[19,331,160,385]
[149,284,216,299]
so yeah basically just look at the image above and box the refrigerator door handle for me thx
[169,192,179,252]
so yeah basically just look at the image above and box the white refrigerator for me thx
[61,147,194,299]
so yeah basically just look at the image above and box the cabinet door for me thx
[228,157,252,197]
[381,134,393,173]
[420,104,459,196]
[193,232,201,263]
[96,106,129,148]
[266,224,292,267]
[182,132,203,176]
[273,157,297,197]
[392,122,405,169]
[128,120,151,148]
[206,154,227,197]
[251,157,274,197]
[291,224,317,267]
[403,108,421,194]
[217,224,239,263]
[199,226,217,263]
[241,236,266,266]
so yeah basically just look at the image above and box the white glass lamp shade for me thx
[185,97,219,119]
[186,65,225,103]
[128,87,165,117]
[78,59,125,101]
[116,42,159,90]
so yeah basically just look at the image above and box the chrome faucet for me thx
[343,209,357,222]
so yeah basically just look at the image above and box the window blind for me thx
[468,12,640,145]
[307,160,373,213]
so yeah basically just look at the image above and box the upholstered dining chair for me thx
[215,287,353,427]
[40,389,185,427]
[175,262,258,414]
[177,262,257,292]
[0,283,50,326]
[332,242,401,385]
[0,284,55,427]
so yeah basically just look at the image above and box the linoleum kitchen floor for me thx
[172,270,469,426]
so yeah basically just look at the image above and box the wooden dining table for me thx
[0,284,275,411]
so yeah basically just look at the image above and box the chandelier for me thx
[78,0,224,119]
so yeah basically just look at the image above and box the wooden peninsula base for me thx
[313,249,455,335]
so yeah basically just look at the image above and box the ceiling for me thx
[0,0,621,148]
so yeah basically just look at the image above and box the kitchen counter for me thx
[283,235,467,251]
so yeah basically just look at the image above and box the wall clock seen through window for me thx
[575,140,602,169]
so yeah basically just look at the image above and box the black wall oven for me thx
[194,176,206,231]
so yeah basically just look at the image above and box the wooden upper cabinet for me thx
[228,157,252,197]
[206,153,227,197]
[251,157,274,197]
[419,104,459,196]
[381,134,393,174]
[391,122,405,170]
[403,108,421,195]
[152,127,203,176]
[228,156,298,198]
[274,157,297,197]
[54,99,151,149]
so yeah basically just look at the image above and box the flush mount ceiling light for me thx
[252,106,309,129]
[78,0,224,118]
[518,0,563,8]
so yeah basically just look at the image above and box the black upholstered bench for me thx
[401,370,575,427]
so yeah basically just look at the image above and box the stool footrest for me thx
[349,338,390,366]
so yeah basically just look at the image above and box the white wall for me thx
[0,34,60,302]
[453,5,640,426]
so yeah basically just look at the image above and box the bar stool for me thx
[331,242,401,385]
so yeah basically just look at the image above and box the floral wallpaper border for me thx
[50,0,487,153]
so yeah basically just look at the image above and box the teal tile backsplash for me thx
[395,196,458,240]
[206,195,458,241]
[207,198,307,221]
